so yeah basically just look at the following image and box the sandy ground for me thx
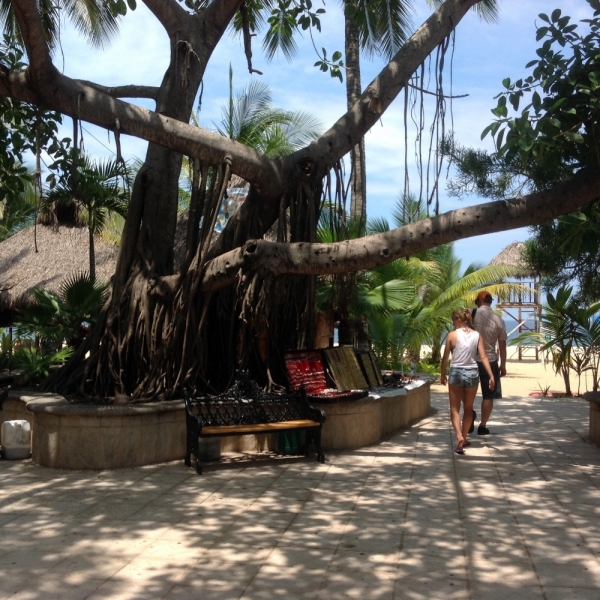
[430,355,596,398]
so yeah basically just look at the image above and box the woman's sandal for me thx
[454,446,465,455]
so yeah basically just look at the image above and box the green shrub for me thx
[12,347,72,384]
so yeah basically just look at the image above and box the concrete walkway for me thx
[1,386,599,599]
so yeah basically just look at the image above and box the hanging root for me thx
[240,2,263,75]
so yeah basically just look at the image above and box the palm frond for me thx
[64,0,121,49]
[354,279,416,316]
[366,216,390,234]
[426,0,498,23]
[262,9,298,61]
[356,0,413,60]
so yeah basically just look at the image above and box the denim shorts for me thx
[448,367,480,388]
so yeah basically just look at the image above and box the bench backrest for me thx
[184,380,325,427]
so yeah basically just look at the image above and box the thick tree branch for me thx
[142,0,189,34]
[203,0,246,41]
[285,0,482,173]
[8,0,54,86]
[79,81,159,100]
[5,0,271,189]
[0,68,281,190]
[200,165,600,292]
[4,0,479,198]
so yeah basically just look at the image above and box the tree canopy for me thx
[2,0,600,400]
[445,1,600,301]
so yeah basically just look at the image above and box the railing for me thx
[497,282,539,305]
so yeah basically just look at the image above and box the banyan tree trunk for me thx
[46,159,324,401]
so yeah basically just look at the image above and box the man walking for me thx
[473,291,507,435]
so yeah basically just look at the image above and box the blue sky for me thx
[52,0,589,269]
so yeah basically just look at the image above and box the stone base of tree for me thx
[314,382,432,451]
[1,393,186,469]
[0,385,431,469]
[583,392,600,447]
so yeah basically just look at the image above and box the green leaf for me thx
[589,71,600,89]
[496,128,505,151]
[502,78,511,89]
[126,0,136,9]
[551,8,561,23]
[548,117,561,128]
[564,131,584,143]
[509,93,520,111]
[332,51,342,62]
[518,136,534,151]
[481,123,497,140]
[536,27,549,41]
[557,16,570,29]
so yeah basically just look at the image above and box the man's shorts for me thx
[448,367,480,388]
[477,360,502,400]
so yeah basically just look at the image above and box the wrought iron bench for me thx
[184,376,326,474]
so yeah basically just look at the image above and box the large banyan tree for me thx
[2,0,600,401]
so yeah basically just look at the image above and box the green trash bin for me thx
[277,430,303,455]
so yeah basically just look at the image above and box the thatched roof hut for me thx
[0,184,248,325]
[0,225,119,320]
[489,241,536,277]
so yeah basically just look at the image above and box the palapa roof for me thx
[489,241,536,277]
[0,224,119,312]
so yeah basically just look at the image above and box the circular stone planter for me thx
[1,392,186,470]
[313,381,432,451]
[0,381,432,470]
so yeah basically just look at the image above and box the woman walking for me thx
[440,309,495,454]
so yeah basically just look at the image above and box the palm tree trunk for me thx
[345,11,367,228]
[88,225,95,281]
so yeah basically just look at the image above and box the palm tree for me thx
[2,1,126,272]
[343,0,500,225]
[316,211,418,350]
[42,156,131,280]
[367,194,523,364]
[1,0,120,51]
[0,165,36,241]
[183,67,323,229]
[15,272,109,351]
[511,287,600,395]
[212,66,323,158]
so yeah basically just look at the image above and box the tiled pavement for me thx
[1,389,599,599]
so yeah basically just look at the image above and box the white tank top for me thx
[451,328,479,369]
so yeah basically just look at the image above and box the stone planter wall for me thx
[1,382,431,470]
[1,392,185,469]
[314,382,432,451]
[0,396,32,425]
[583,392,600,446]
